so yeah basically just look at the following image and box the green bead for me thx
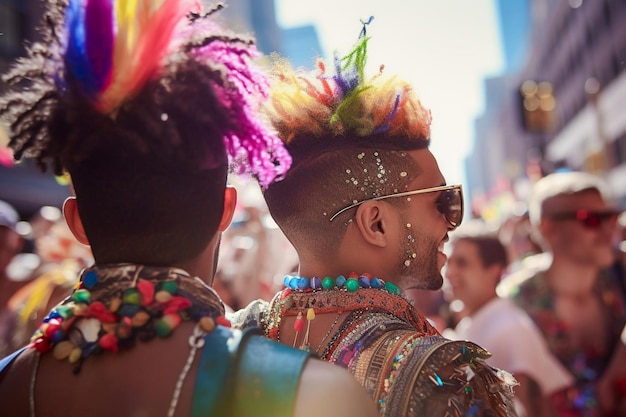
[346,278,359,292]
[321,277,335,289]
[161,281,178,295]
[123,288,141,305]
[384,282,400,295]
[154,319,173,337]
[72,289,91,304]
[56,305,74,319]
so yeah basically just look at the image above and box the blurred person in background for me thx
[445,225,572,417]
[510,171,626,417]
[0,2,377,416]
[3,215,93,355]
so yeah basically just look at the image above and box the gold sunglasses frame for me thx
[328,184,464,224]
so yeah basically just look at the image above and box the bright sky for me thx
[274,0,504,186]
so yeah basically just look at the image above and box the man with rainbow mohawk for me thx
[0,2,378,417]
[232,19,518,417]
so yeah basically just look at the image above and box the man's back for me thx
[0,321,376,417]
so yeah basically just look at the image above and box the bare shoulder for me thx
[293,359,377,417]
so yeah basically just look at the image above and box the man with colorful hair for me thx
[232,19,518,417]
[0,2,378,417]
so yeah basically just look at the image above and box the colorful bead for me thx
[311,277,322,290]
[346,278,359,292]
[56,305,74,319]
[108,297,122,312]
[294,313,305,332]
[296,278,310,290]
[34,337,52,353]
[137,280,155,306]
[82,270,98,288]
[131,311,151,327]
[68,347,82,364]
[99,333,119,352]
[155,290,172,303]
[384,281,400,295]
[215,315,231,328]
[358,276,370,288]
[52,341,75,360]
[72,289,91,304]
[199,316,216,333]
[155,313,182,337]
[370,277,382,288]
[288,277,299,289]
[43,319,62,338]
[117,317,133,338]
[164,296,192,315]
[335,275,346,288]
[87,301,117,323]
[160,280,178,295]
[123,288,141,305]
[321,276,335,289]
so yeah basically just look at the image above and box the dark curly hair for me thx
[0,1,287,265]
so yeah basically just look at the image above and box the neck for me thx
[545,255,598,297]
[297,253,394,285]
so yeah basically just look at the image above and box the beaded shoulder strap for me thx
[192,326,313,417]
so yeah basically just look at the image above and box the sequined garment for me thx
[512,270,626,417]
[232,287,518,417]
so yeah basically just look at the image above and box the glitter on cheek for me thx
[404,222,417,268]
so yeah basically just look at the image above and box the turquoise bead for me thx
[321,277,335,289]
[346,278,359,292]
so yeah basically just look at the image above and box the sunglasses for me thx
[329,184,464,229]
[548,209,619,229]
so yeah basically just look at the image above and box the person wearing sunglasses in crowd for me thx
[0,2,380,417]
[231,20,518,417]
[510,170,626,417]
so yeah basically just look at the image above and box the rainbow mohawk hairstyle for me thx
[266,17,432,145]
[0,0,290,187]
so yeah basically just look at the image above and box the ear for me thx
[353,202,390,248]
[218,186,237,232]
[63,197,90,245]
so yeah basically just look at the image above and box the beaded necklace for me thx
[30,264,230,371]
[267,272,436,356]
[28,264,231,417]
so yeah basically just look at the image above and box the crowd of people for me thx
[0,1,625,417]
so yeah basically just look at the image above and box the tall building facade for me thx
[467,0,626,217]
